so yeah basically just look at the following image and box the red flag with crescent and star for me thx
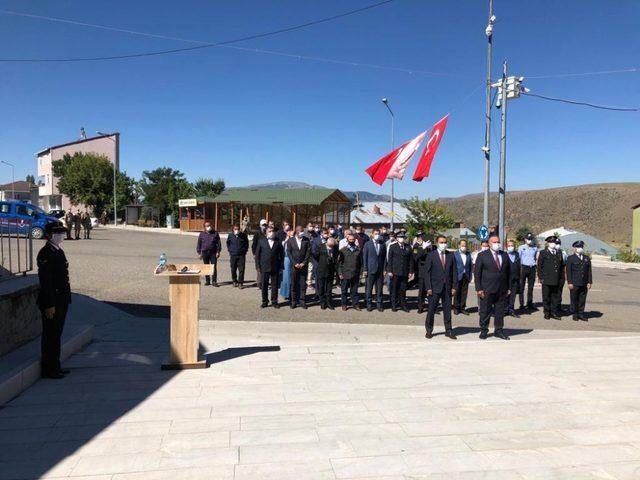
[412,114,449,182]
[365,130,427,186]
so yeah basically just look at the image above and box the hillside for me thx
[439,183,640,247]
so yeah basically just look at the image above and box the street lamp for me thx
[0,160,15,199]
[381,98,396,231]
[96,132,119,226]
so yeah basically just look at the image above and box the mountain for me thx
[245,181,326,190]
[439,183,640,247]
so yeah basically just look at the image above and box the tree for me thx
[404,197,456,238]
[52,152,135,216]
[25,174,36,184]
[138,167,193,226]
[192,177,225,198]
[514,224,534,243]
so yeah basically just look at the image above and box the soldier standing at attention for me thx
[566,240,592,321]
[64,211,73,240]
[556,238,569,313]
[81,211,91,239]
[537,235,565,320]
[37,224,72,379]
[517,233,538,312]
[72,210,81,240]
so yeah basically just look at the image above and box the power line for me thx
[526,67,640,79]
[0,0,397,63]
[522,91,639,112]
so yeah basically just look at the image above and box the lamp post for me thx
[381,98,395,231]
[1,160,15,199]
[482,0,495,230]
[97,132,119,226]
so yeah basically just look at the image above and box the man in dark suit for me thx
[453,239,472,315]
[254,226,284,308]
[226,224,249,288]
[537,235,565,320]
[423,235,457,339]
[286,226,311,309]
[412,234,432,314]
[252,219,268,289]
[386,232,413,312]
[505,238,521,318]
[337,233,362,310]
[37,223,72,379]
[314,237,339,309]
[474,235,511,340]
[362,229,387,312]
[565,240,592,321]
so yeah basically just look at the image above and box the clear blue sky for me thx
[0,0,638,199]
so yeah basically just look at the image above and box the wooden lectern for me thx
[154,263,213,370]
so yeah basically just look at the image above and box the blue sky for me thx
[0,0,638,199]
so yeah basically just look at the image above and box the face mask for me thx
[507,246,515,253]
[296,233,302,238]
[314,228,320,232]
[267,233,274,239]
[397,238,405,244]
[284,226,290,231]
[491,243,501,252]
[525,239,532,245]
[575,247,584,254]
[381,230,387,235]
[322,234,328,240]
[459,246,467,253]
[373,234,380,241]
[548,243,556,250]
[329,229,335,235]
[206,226,212,232]
[481,246,489,251]
[51,233,65,245]
[437,243,447,252]
[233,229,239,235]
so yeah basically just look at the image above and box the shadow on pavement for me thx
[452,326,534,337]
[204,346,281,367]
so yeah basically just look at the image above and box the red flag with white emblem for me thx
[365,130,427,186]
[412,114,449,182]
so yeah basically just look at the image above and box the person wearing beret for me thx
[565,240,592,321]
[37,223,72,379]
[537,235,565,320]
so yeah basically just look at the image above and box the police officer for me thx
[565,240,592,321]
[517,233,538,311]
[386,232,413,312]
[37,223,72,379]
[537,235,565,320]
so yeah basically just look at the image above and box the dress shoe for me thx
[453,309,460,315]
[377,305,384,312]
[528,304,538,311]
[391,307,398,312]
[321,305,327,310]
[342,305,348,311]
[212,282,219,287]
[511,310,520,319]
[494,331,510,340]
[417,308,424,314]
[272,302,280,309]
[233,282,238,287]
[445,331,457,340]
[204,281,211,286]
[461,309,469,316]
[572,315,578,321]
[551,314,562,320]
[425,331,433,339]
[544,313,551,320]
[301,303,308,310]
[367,305,374,312]
[354,305,362,311]
[402,307,410,313]
[479,331,488,340]
[580,316,588,321]
[327,304,335,310]
[290,304,296,309]
[238,284,244,290]
[42,372,65,379]
[261,302,268,308]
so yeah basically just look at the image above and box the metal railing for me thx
[0,218,34,281]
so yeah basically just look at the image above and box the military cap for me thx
[524,233,534,240]
[545,235,558,243]
[44,222,66,236]
[572,240,585,248]
[259,219,267,226]
[396,232,406,239]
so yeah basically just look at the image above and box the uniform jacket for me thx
[423,249,457,293]
[226,231,249,256]
[37,242,71,309]
[313,244,339,279]
[197,230,221,254]
[254,236,284,273]
[537,249,565,286]
[474,249,511,295]
[507,250,521,283]
[453,250,473,281]
[386,243,413,277]
[337,245,362,280]
[363,240,387,275]
[287,236,311,267]
[412,245,429,277]
[566,254,592,286]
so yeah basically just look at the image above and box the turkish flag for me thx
[365,131,427,186]
[412,114,449,182]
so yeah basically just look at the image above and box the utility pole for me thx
[381,98,395,231]
[482,0,495,231]
[498,61,508,246]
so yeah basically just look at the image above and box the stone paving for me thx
[1,295,640,479]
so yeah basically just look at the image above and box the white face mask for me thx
[373,234,380,241]
[51,233,65,245]
[525,239,532,245]
[575,247,584,254]
[233,229,239,235]
[507,246,515,253]
[548,243,556,250]
[437,243,447,252]
[491,243,501,252]
[459,246,467,253]
[397,238,405,244]
[206,226,212,232]
[481,246,489,251]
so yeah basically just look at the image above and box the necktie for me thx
[440,252,445,268]
[494,252,501,269]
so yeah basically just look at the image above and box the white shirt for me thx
[459,251,467,265]
[295,236,302,250]
[268,239,274,248]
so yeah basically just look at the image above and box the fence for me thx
[0,218,34,281]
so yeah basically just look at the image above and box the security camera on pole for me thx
[492,61,527,245]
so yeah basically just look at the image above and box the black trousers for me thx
[317,275,333,307]
[340,277,359,306]
[261,271,279,304]
[417,275,427,310]
[365,271,384,307]
[479,291,506,333]
[201,251,218,284]
[542,284,561,315]
[83,227,90,239]
[229,254,246,284]
[390,275,408,309]
[519,265,536,307]
[508,278,520,311]
[74,226,81,239]
[570,285,588,315]
[453,276,470,312]
[426,288,453,332]
[41,303,68,375]
[290,267,308,306]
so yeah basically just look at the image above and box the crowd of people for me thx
[62,210,92,240]
[195,219,594,340]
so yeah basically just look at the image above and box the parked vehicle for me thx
[48,209,66,219]
[0,200,62,239]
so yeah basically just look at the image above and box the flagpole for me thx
[382,98,395,231]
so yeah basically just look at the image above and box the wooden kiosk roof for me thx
[209,188,350,205]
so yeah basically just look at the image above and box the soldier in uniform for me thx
[386,232,413,312]
[64,211,73,240]
[81,211,91,239]
[37,223,72,379]
[565,240,592,321]
[412,234,432,314]
[72,210,81,240]
[556,238,569,313]
[537,235,565,320]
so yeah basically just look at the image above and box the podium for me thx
[154,263,213,370]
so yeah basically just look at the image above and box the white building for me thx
[536,226,618,257]
[36,133,119,211]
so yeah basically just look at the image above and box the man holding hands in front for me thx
[423,235,457,339]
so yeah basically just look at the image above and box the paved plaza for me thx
[2,228,640,479]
